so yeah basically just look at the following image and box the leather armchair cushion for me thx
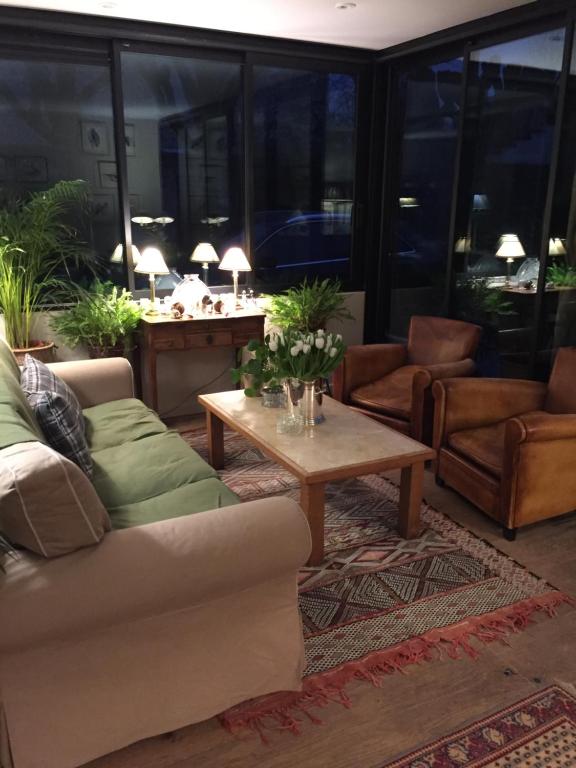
[408,316,482,366]
[448,421,507,478]
[545,347,576,414]
[350,365,423,420]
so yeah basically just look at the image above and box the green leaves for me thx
[51,279,143,353]
[547,260,576,287]
[265,277,352,333]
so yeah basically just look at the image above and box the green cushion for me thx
[0,359,43,448]
[91,431,217,509]
[84,398,168,452]
[108,477,239,529]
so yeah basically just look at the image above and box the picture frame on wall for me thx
[14,156,48,183]
[98,161,118,189]
[81,121,109,155]
[124,124,136,156]
[90,193,116,221]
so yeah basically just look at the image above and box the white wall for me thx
[0,291,365,417]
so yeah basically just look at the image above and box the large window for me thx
[0,53,119,282]
[387,55,463,339]
[120,51,243,289]
[452,28,565,376]
[252,66,357,286]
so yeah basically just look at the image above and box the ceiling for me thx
[0,0,537,50]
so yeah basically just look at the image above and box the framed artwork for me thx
[14,156,48,183]
[98,161,118,189]
[0,157,7,182]
[81,121,109,155]
[124,124,136,156]
[90,193,115,221]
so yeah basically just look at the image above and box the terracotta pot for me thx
[12,341,55,365]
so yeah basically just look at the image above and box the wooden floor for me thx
[86,440,576,768]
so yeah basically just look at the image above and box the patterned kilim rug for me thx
[380,685,576,767]
[182,428,572,739]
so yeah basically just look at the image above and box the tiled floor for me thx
[86,435,576,768]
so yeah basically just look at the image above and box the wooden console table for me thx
[139,310,265,411]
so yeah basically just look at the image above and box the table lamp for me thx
[549,238,566,256]
[218,247,251,305]
[496,234,525,285]
[190,242,219,286]
[134,247,170,315]
[110,243,141,266]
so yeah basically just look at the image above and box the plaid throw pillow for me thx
[21,355,93,476]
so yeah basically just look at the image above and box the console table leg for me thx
[300,483,325,566]
[206,412,224,470]
[398,462,424,539]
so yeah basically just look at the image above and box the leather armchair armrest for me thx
[432,378,547,448]
[424,358,476,381]
[507,412,576,444]
[333,344,407,403]
[47,358,135,408]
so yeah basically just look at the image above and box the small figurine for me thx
[213,295,223,314]
[171,301,185,319]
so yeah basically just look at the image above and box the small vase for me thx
[300,380,325,426]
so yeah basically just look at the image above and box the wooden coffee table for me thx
[198,390,435,565]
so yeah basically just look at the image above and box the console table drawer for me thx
[153,337,185,351]
[185,330,233,348]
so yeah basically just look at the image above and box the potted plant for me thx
[265,277,353,332]
[51,279,143,358]
[0,180,93,362]
[231,337,284,401]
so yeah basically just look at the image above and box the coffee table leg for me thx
[398,462,424,539]
[300,483,325,566]
[206,412,224,470]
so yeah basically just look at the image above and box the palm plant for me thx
[0,180,93,350]
[265,278,352,333]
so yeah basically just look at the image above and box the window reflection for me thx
[120,52,242,289]
[388,56,463,339]
[252,67,356,286]
[453,28,565,376]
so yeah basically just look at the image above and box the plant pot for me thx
[12,341,55,365]
[261,384,286,408]
[88,344,130,359]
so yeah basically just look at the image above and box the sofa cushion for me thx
[448,421,506,478]
[84,398,168,452]
[0,441,111,557]
[21,355,92,475]
[91,431,217,509]
[108,477,239,529]
[350,365,423,419]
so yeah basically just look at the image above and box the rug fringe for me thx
[219,590,573,740]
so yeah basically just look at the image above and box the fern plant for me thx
[547,261,576,288]
[51,280,143,357]
[0,180,94,349]
[264,278,352,333]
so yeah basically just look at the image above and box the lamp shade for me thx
[134,247,170,275]
[219,247,251,272]
[191,243,219,264]
[454,236,471,253]
[549,238,566,256]
[110,243,141,265]
[496,234,525,259]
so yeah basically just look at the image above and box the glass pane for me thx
[252,67,356,286]
[388,56,463,339]
[121,52,242,290]
[0,56,119,283]
[537,38,576,374]
[453,29,565,376]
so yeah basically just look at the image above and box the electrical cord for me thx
[159,362,235,418]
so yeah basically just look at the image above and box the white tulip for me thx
[317,329,325,336]
[268,339,278,352]
[335,333,342,342]
[325,336,332,351]
[302,343,311,354]
[290,346,300,357]
[329,347,338,358]
[296,339,304,350]
[315,337,325,349]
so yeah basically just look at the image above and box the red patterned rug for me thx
[380,685,576,767]
[182,428,573,739]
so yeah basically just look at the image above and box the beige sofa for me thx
[0,354,311,768]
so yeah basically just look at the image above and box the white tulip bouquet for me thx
[267,328,346,382]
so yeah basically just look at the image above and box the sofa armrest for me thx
[333,344,407,403]
[0,497,311,652]
[507,412,576,444]
[432,378,547,448]
[47,357,134,408]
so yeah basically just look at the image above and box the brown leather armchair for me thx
[333,316,482,443]
[432,347,576,539]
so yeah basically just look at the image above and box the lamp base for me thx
[144,307,160,316]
